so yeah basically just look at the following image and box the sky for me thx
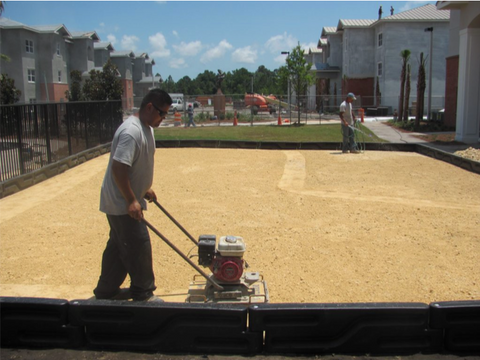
[3,0,436,82]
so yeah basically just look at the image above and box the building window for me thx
[378,33,383,47]
[30,98,37,104]
[26,39,34,53]
[56,43,61,56]
[58,71,62,82]
[28,69,36,83]
[377,62,383,77]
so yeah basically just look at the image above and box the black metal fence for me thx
[0,101,122,183]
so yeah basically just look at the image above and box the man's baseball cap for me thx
[347,93,356,100]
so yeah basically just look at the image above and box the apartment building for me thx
[312,4,450,116]
[437,1,480,143]
[0,18,160,110]
[0,18,71,103]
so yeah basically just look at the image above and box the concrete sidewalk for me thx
[361,120,427,144]
[361,119,480,154]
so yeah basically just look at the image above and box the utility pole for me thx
[425,27,433,121]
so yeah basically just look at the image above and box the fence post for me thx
[15,106,26,175]
[65,103,73,156]
[44,104,52,164]
[84,103,89,149]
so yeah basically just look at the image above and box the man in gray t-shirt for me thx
[339,93,360,154]
[94,89,172,302]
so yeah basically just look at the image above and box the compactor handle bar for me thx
[142,216,224,291]
[152,199,198,246]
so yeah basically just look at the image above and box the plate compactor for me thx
[142,200,269,305]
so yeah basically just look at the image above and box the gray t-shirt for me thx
[339,100,354,125]
[100,116,155,215]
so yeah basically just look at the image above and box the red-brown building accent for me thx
[444,55,458,128]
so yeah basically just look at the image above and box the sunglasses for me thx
[151,103,168,118]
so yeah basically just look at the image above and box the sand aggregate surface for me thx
[1,148,479,304]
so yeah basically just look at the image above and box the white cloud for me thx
[301,42,317,52]
[169,58,188,69]
[232,46,257,64]
[200,40,233,63]
[107,34,117,45]
[400,1,431,12]
[173,41,202,56]
[172,30,179,37]
[149,32,171,58]
[265,32,298,54]
[274,54,288,64]
[121,35,139,51]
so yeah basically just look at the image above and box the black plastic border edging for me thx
[1,297,479,355]
[155,140,480,175]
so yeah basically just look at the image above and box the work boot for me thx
[133,295,164,303]
[95,288,132,301]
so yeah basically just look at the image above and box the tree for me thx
[403,64,411,122]
[226,67,252,94]
[160,75,176,93]
[415,52,427,131]
[82,59,123,101]
[0,73,21,104]
[65,70,83,101]
[397,49,411,123]
[175,76,194,95]
[280,43,314,125]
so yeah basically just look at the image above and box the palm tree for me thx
[403,64,411,122]
[398,49,411,123]
[416,52,427,131]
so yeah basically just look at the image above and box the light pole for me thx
[425,27,433,121]
[281,51,291,120]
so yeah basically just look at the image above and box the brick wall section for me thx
[444,55,458,128]
[122,79,134,111]
[342,77,375,107]
[40,83,70,103]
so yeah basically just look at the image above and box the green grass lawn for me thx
[154,124,385,143]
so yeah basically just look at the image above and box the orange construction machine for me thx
[244,93,278,115]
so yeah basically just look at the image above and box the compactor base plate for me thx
[186,272,269,304]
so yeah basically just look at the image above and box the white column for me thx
[455,28,480,143]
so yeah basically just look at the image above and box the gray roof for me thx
[94,42,115,51]
[321,26,337,36]
[137,75,162,84]
[337,19,376,29]
[317,38,328,47]
[309,48,322,54]
[0,17,71,37]
[30,24,71,36]
[312,63,340,72]
[0,17,26,27]
[382,3,449,21]
[71,31,100,40]
[320,3,449,41]
[111,50,135,58]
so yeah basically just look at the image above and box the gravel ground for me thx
[1,148,479,303]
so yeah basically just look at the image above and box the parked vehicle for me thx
[169,98,184,113]
[244,93,277,115]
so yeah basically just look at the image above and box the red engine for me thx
[198,235,246,283]
[209,256,244,282]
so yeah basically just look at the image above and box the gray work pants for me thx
[94,214,156,300]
